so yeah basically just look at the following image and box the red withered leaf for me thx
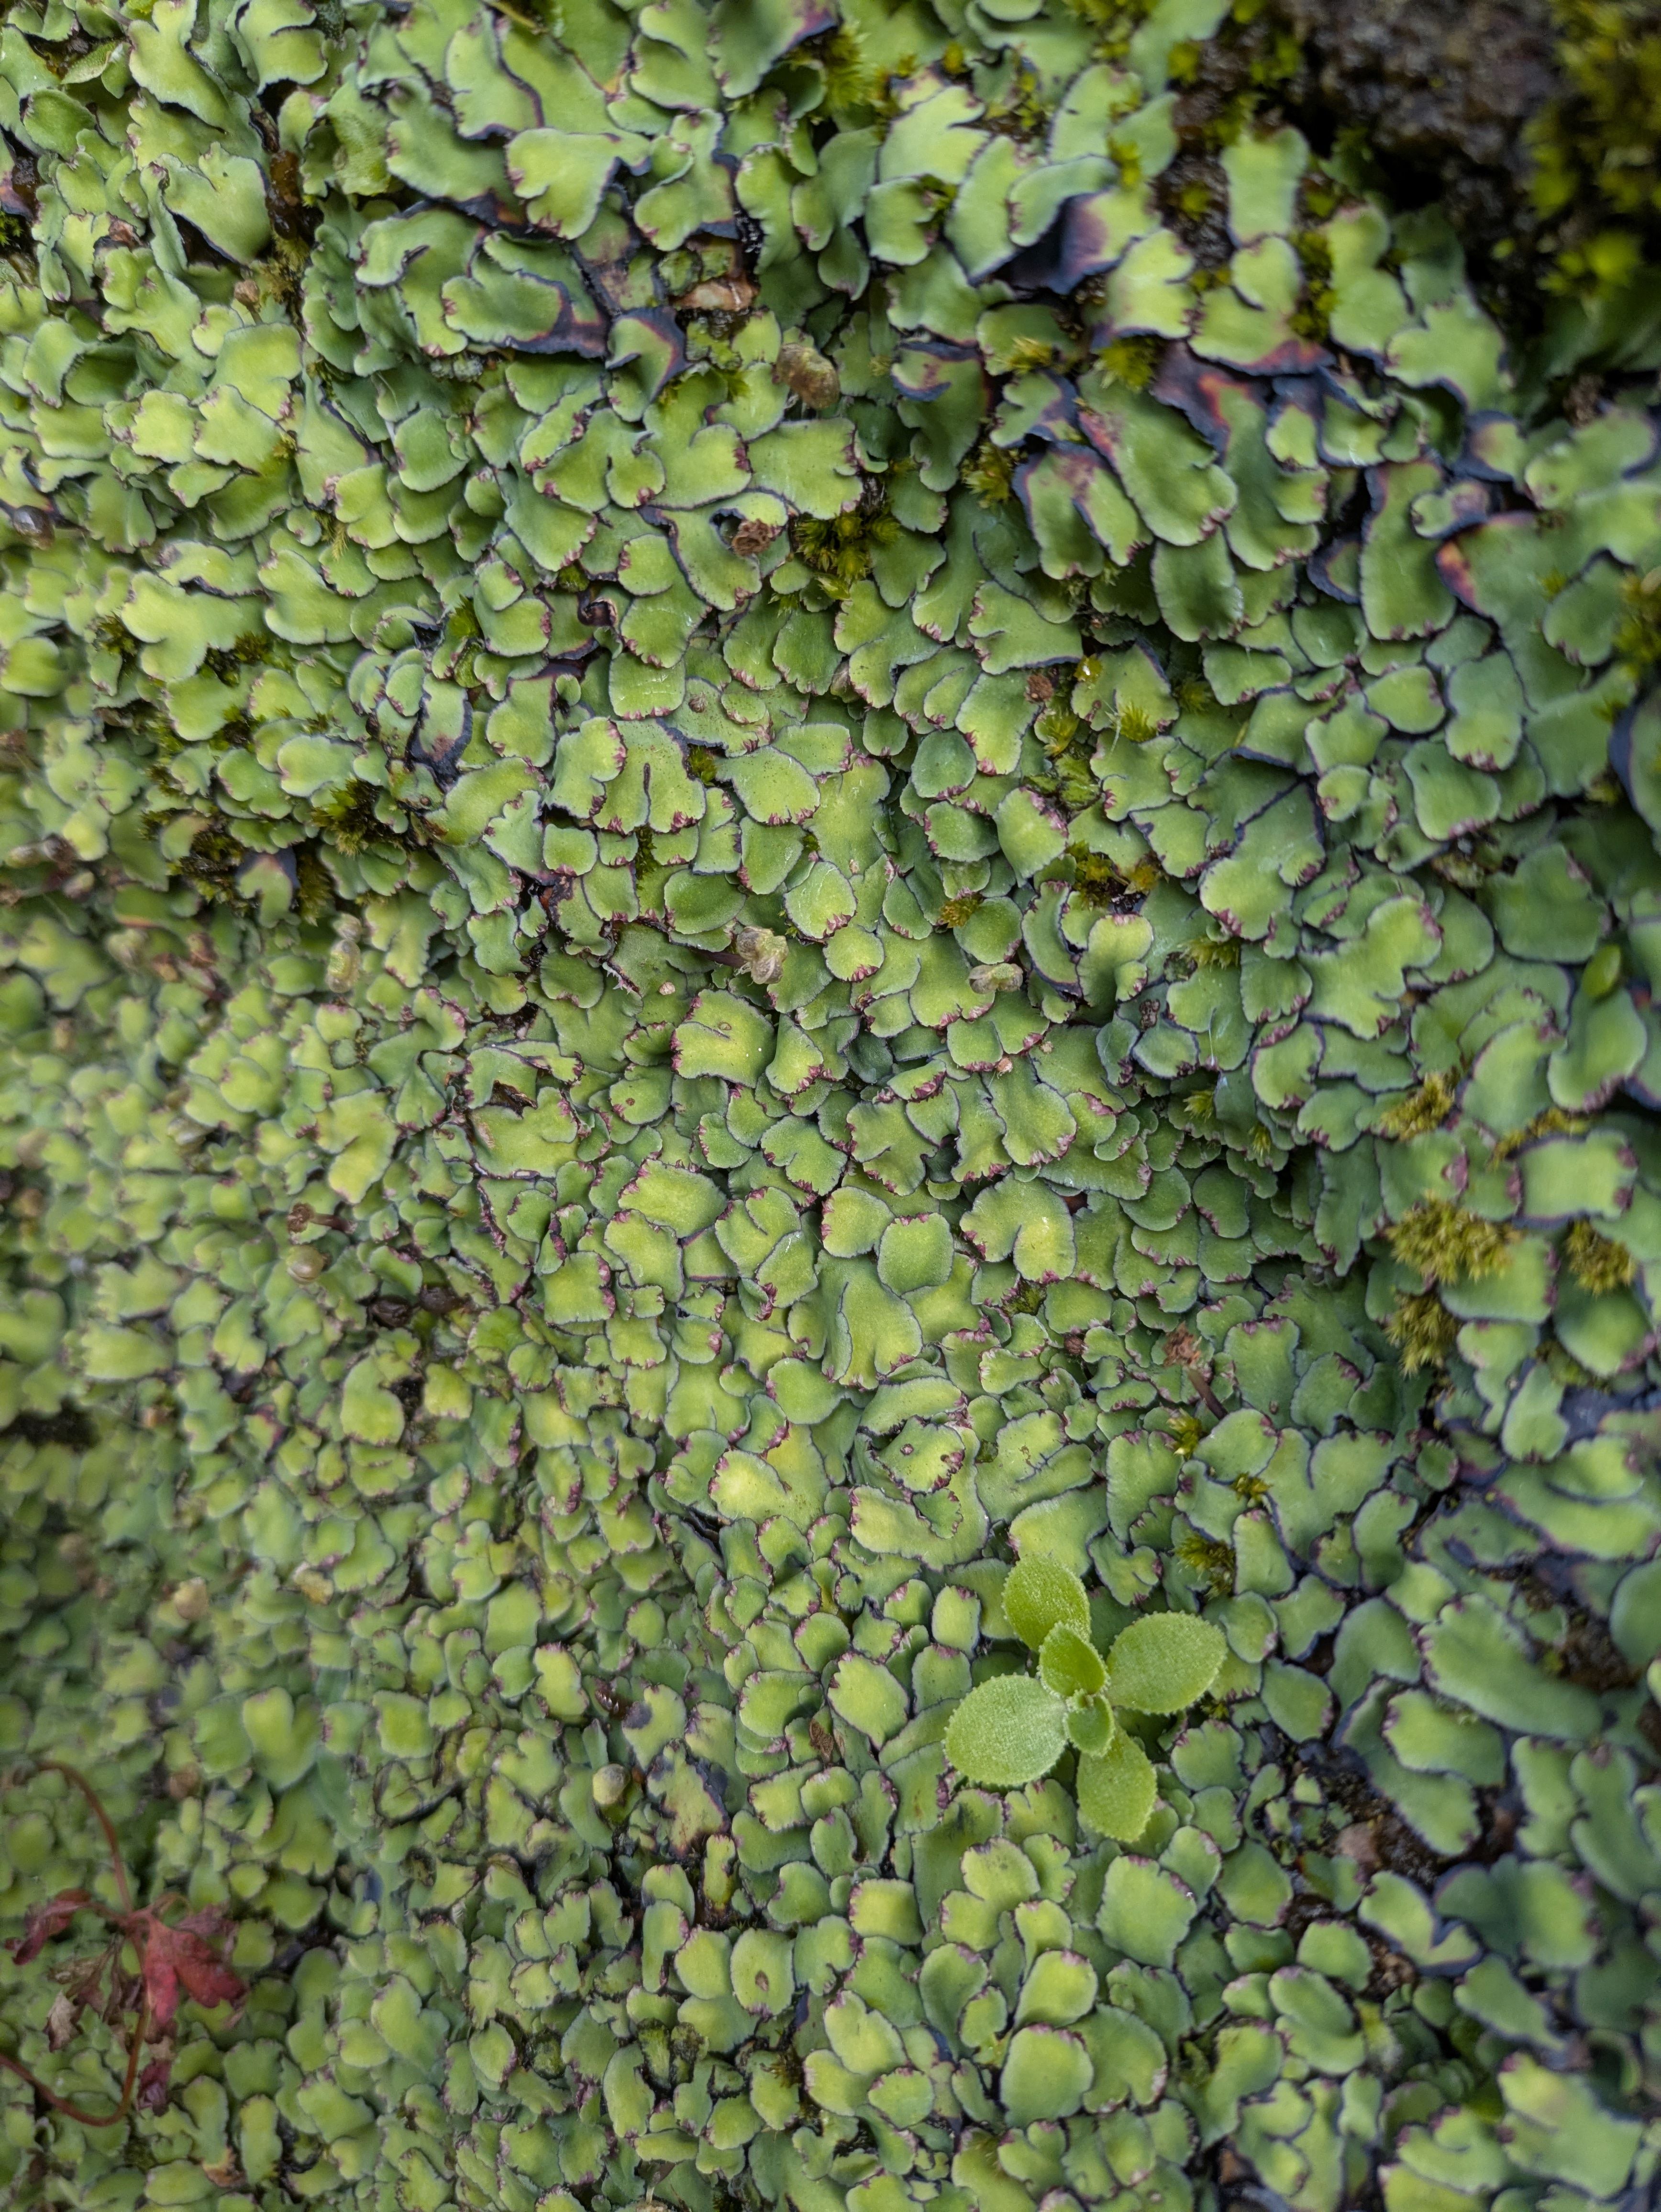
[8,1891,91,1966]
[136,2057,173,2113]
[133,1910,243,2030]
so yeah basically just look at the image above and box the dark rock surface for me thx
[1248,0,1566,315]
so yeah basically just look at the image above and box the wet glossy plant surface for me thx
[0,1,1659,2209]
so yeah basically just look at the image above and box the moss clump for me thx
[313,780,410,856]
[1289,226,1338,337]
[962,440,1016,505]
[1529,0,1661,292]
[1387,1201,1520,1284]
[1175,1526,1236,1595]
[1159,154,1231,267]
[1564,1219,1639,1292]
[201,634,270,680]
[983,59,1051,141]
[787,489,897,588]
[1385,1289,1462,1371]
[1378,1070,1461,1140]
[1034,708,1098,812]
[1064,844,1160,907]
[1267,0,1561,310]
[799,22,889,113]
[177,822,248,901]
[1095,334,1166,388]
[1614,565,1661,676]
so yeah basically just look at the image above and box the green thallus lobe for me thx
[0,0,1658,2204]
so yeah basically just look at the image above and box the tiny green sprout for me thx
[1165,1409,1207,1457]
[1114,702,1161,744]
[1005,333,1058,370]
[1038,700,1084,752]
[1582,941,1624,999]
[1190,936,1240,969]
[944,1557,1225,1840]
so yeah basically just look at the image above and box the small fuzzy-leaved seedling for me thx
[944,1559,1226,1841]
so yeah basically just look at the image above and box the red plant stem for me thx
[0,1994,148,2128]
[0,1759,146,2123]
[25,1763,133,1913]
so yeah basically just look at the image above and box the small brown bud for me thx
[172,1577,211,1624]
[968,961,1023,993]
[774,340,839,410]
[1332,1822,1381,1877]
[676,273,756,314]
[731,517,780,556]
[731,924,787,985]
